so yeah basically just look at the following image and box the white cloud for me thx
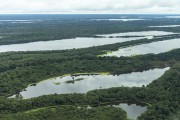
[0,0,180,14]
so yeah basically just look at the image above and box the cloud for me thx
[0,0,180,14]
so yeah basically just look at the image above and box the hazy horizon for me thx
[1,0,180,14]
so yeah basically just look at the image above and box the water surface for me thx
[92,19,145,21]
[98,31,175,38]
[166,16,180,18]
[104,39,180,57]
[0,30,175,53]
[18,67,169,99]
[113,103,147,120]
[149,25,180,28]
[0,37,143,52]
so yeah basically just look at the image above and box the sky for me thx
[0,0,180,14]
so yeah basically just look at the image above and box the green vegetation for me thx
[0,35,179,119]
[0,49,179,96]
[53,82,61,85]
[0,36,180,97]
[0,62,179,120]
[65,78,85,84]
[0,38,179,119]
[0,15,180,119]
[169,111,180,120]
[0,106,128,120]
[0,14,180,45]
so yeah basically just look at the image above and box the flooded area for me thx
[166,16,180,18]
[0,20,34,21]
[15,67,169,99]
[112,103,147,120]
[92,19,145,21]
[1,14,179,120]
[0,30,176,53]
[149,25,180,28]
[11,22,35,24]
[0,37,143,52]
[104,39,180,57]
[98,31,175,38]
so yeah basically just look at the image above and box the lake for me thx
[0,37,143,52]
[112,103,147,120]
[149,25,180,28]
[0,30,175,53]
[92,19,145,21]
[16,67,169,99]
[104,39,180,57]
[98,31,175,38]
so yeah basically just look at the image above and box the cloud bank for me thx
[0,0,180,14]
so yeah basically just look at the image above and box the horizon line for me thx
[0,13,180,15]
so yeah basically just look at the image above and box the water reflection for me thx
[105,39,180,57]
[0,31,175,53]
[0,37,142,52]
[92,19,145,22]
[113,103,147,120]
[98,31,175,38]
[18,67,169,99]
[149,25,180,28]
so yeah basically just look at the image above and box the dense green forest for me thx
[0,62,179,120]
[0,42,179,119]
[0,15,180,120]
[0,106,128,120]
